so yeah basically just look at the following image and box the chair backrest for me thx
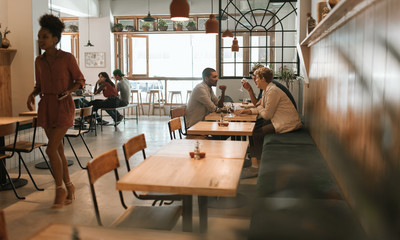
[122,134,147,172]
[168,118,182,140]
[223,95,234,103]
[0,209,8,240]
[81,106,93,118]
[87,148,125,226]
[0,122,19,159]
[170,106,187,134]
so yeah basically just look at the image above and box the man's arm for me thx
[217,85,226,108]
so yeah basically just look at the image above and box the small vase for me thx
[1,36,10,49]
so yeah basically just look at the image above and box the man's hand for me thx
[218,85,227,91]
[242,81,253,92]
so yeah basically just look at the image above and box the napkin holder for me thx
[189,152,206,158]
[218,122,229,127]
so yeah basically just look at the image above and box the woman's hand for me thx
[27,94,35,111]
[234,109,252,115]
[242,81,253,92]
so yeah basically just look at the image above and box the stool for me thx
[186,90,193,103]
[130,89,144,115]
[168,91,183,105]
[148,89,166,116]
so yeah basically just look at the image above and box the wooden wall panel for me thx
[306,0,400,238]
[0,49,16,116]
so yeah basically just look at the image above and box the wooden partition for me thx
[301,0,400,238]
[0,49,17,116]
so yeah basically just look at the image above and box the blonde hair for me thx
[255,67,274,83]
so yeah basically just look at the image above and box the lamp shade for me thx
[142,12,155,22]
[205,14,219,34]
[222,29,233,38]
[170,0,190,22]
[231,37,239,52]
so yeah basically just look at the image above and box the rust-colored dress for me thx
[35,50,85,129]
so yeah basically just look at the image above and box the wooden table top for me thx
[29,223,200,240]
[187,121,255,136]
[204,112,258,122]
[0,116,34,125]
[19,111,38,117]
[116,155,244,197]
[154,139,249,160]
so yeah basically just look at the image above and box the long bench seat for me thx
[99,104,138,131]
[249,128,367,239]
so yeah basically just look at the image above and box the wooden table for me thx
[0,116,34,189]
[204,112,258,122]
[116,139,247,233]
[154,139,249,160]
[29,223,200,240]
[187,121,255,136]
[19,111,38,117]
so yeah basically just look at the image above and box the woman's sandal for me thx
[65,182,75,205]
[51,185,67,209]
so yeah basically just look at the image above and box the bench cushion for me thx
[249,197,367,240]
[263,127,315,146]
[257,144,341,199]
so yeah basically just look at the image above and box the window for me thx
[219,1,298,78]
[60,17,79,64]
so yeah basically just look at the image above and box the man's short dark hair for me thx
[202,68,216,80]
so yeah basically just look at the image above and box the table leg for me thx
[0,136,6,184]
[198,196,208,233]
[182,195,193,232]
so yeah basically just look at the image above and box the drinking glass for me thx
[239,78,247,92]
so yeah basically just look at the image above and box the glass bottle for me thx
[194,140,201,160]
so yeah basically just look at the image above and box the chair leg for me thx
[79,134,93,159]
[0,160,25,200]
[18,154,44,191]
[38,147,54,178]
[65,136,87,169]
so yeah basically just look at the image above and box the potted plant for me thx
[68,24,79,32]
[186,20,196,31]
[275,65,296,89]
[175,22,184,31]
[112,23,124,32]
[157,19,168,31]
[125,25,135,32]
[141,22,152,32]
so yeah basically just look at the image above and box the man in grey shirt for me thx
[186,68,226,128]
[110,69,130,123]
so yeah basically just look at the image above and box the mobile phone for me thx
[58,93,68,100]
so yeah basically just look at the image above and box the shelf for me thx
[301,0,378,47]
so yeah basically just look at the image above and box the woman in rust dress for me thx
[26,14,85,209]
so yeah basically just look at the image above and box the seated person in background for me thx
[113,69,130,122]
[186,67,226,128]
[235,67,302,163]
[86,72,123,125]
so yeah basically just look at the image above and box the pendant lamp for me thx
[142,0,155,22]
[205,0,218,34]
[231,0,239,51]
[222,0,233,38]
[84,0,94,47]
[170,0,190,22]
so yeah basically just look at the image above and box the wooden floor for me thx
[1,115,257,240]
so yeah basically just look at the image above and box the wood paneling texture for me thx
[306,0,400,238]
[0,49,16,117]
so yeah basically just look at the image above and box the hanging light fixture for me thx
[84,0,94,47]
[142,0,155,22]
[231,0,239,51]
[222,0,233,38]
[205,0,218,34]
[170,0,190,22]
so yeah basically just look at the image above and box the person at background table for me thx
[26,14,84,209]
[235,67,302,163]
[112,68,131,122]
[242,64,264,106]
[85,72,124,125]
[186,68,226,128]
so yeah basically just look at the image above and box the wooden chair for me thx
[0,209,8,240]
[65,106,94,169]
[87,148,181,230]
[0,122,24,199]
[170,106,187,135]
[168,118,183,140]
[2,118,53,193]
[123,134,182,206]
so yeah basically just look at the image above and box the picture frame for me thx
[85,52,105,68]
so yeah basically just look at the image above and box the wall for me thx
[306,0,400,238]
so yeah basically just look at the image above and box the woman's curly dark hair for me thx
[39,14,65,43]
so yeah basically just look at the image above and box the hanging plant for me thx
[276,65,296,88]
